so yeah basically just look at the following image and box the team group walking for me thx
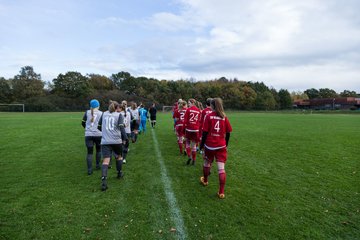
[82,97,232,199]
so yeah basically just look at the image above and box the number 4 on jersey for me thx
[214,120,220,132]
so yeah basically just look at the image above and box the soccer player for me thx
[139,104,149,134]
[149,103,157,128]
[199,98,232,199]
[172,99,180,132]
[174,100,187,155]
[120,101,131,164]
[98,100,128,191]
[81,99,103,175]
[199,98,213,145]
[129,102,140,143]
[183,98,201,165]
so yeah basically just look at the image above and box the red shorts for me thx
[204,147,227,163]
[185,130,199,142]
[176,125,185,137]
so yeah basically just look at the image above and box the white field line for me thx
[151,130,187,239]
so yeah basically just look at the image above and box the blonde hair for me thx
[196,101,203,110]
[188,98,196,106]
[108,100,120,113]
[178,100,187,110]
[211,98,226,118]
[119,102,128,117]
[90,108,95,123]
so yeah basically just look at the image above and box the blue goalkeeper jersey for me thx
[139,108,148,121]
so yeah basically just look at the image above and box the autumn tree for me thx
[88,74,114,90]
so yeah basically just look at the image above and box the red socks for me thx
[191,151,197,162]
[178,143,183,154]
[203,166,210,182]
[218,172,226,194]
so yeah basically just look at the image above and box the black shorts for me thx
[85,136,101,148]
[131,120,139,131]
[150,115,156,121]
[101,144,123,158]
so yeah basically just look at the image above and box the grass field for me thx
[0,112,359,239]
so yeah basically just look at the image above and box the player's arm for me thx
[183,109,189,128]
[81,112,87,128]
[225,133,230,146]
[118,114,128,142]
[97,113,103,131]
[199,131,208,150]
[199,115,210,150]
[225,117,232,146]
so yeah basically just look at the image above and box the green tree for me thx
[270,88,280,110]
[255,91,276,110]
[53,71,91,97]
[339,90,358,97]
[319,88,338,98]
[278,89,292,109]
[0,77,12,103]
[111,71,132,90]
[239,85,257,110]
[304,88,320,99]
[88,74,114,90]
[12,66,44,100]
[222,83,242,109]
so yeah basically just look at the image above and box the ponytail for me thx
[90,108,95,122]
[211,98,226,118]
[108,100,119,113]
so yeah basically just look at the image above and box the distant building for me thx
[294,97,360,110]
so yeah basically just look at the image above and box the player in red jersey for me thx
[172,99,181,132]
[174,100,187,155]
[199,98,213,144]
[183,98,201,165]
[199,98,232,199]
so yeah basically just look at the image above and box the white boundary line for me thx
[151,130,187,239]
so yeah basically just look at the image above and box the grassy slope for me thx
[0,112,359,239]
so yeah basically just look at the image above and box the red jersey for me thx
[184,105,201,132]
[200,107,213,128]
[202,112,232,149]
[174,108,187,127]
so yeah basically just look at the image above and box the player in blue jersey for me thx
[98,100,128,191]
[138,104,149,134]
[81,99,103,175]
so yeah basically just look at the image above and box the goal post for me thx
[0,104,25,112]
[162,105,174,112]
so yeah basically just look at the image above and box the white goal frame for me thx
[162,105,174,112]
[0,104,25,112]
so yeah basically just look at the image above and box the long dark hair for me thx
[211,98,226,118]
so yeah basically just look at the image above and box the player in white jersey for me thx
[129,102,140,143]
[98,100,128,191]
[120,101,131,164]
[81,99,103,175]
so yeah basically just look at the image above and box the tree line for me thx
[0,66,358,112]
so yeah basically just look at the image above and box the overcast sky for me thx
[1,0,360,92]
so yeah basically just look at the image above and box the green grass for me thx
[0,112,359,239]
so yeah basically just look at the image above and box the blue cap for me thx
[90,99,100,108]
